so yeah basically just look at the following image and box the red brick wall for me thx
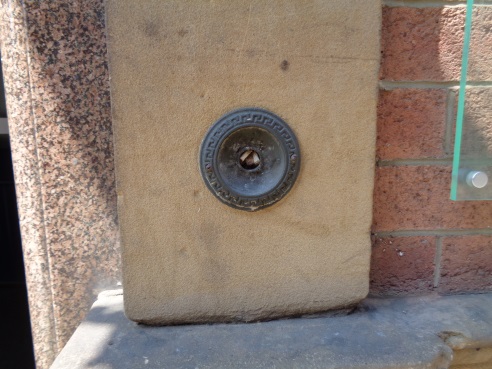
[371,3,492,296]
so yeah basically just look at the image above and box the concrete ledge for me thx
[50,291,492,369]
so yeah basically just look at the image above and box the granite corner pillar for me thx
[0,1,121,368]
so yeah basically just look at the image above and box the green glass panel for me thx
[451,0,492,200]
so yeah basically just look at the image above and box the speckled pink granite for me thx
[0,1,120,368]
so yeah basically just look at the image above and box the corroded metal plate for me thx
[199,108,300,211]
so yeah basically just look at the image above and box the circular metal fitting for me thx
[199,108,301,211]
[466,171,488,189]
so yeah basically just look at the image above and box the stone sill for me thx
[50,291,492,369]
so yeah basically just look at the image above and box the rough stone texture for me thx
[439,235,492,294]
[370,236,436,296]
[450,348,492,369]
[373,166,492,232]
[49,291,492,369]
[377,89,448,160]
[106,0,380,324]
[0,2,57,367]
[0,0,121,368]
[380,6,465,81]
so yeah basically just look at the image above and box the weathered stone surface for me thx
[0,1,121,367]
[49,291,492,369]
[450,347,492,368]
[106,0,380,323]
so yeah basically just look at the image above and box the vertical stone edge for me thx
[0,0,58,368]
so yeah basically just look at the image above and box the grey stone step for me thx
[50,291,492,369]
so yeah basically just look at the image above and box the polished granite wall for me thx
[0,1,120,368]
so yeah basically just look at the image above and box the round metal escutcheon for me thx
[199,108,301,211]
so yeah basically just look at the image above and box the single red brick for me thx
[380,7,464,81]
[370,236,436,296]
[439,235,492,293]
[373,166,492,231]
[377,89,447,160]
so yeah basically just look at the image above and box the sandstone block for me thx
[106,0,381,323]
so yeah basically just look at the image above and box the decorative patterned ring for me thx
[199,108,301,211]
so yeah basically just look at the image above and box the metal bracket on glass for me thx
[451,0,492,200]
